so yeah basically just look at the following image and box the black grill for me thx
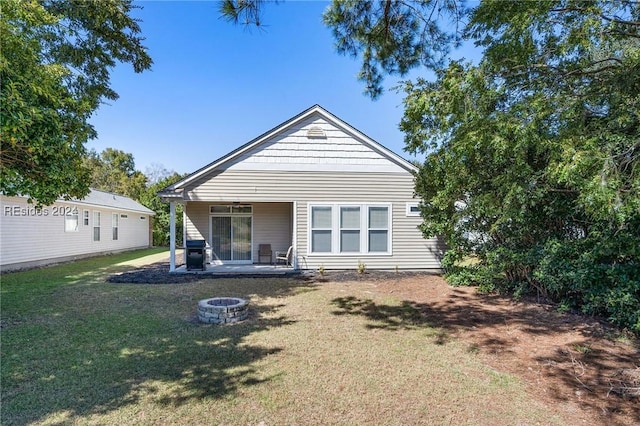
[185,240,206,271]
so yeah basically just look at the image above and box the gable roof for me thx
[75,189,155,214]
[2,189,154,214]
[160,105,416,196]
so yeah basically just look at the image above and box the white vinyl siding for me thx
[0,196,153,270]
[184,169,442,270]
[251,203,292,261]
[187,171,412,202]
[223,115,407,174]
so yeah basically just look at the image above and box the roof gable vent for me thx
[306,126,326,139]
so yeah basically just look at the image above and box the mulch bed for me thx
[106,261,203,284]
[106,256,439,284]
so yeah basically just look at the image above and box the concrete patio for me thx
[172,263,298,276]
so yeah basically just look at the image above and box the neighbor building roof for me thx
[69,189,155,215]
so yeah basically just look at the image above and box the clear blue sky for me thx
[88,1,476,175]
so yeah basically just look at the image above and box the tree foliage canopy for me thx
[83,147,184,247]
[363,0,640,331]
[223,0,640,331]
[84,148,148,201]
[0,0,152,205]
[139,172,186,247]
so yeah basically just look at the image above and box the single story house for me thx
[0,189,155,271]
[159,105,444,272]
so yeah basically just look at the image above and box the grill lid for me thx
[185,239,206,248]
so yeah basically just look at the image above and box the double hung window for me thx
[112,213,119,240]
[368,207,388,252]
[311,206,332,253]
[93,211,101,241]
[309,204,390,255]
[340,207,360,252]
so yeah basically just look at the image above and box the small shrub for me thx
[317,264,325,277]
[556,301,571,314]
[357,260,366,274]
[446,264,500,292]
[572,343,593,354]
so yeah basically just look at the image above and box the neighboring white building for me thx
[0,189,155,271]
[159,105,445,271]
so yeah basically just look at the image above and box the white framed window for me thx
[64,208,79,232]
[308,203,391,255]
[368,206,389,252]
[311,206,332,253]
[340,206,360,252]
[210,204,252,215]
[93,211,101,241]
[406,202,421,217]
[83,210,90,226]
[210,205,230,214]
[112,213,119,240]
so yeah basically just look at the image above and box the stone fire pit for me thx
[197,297,249,324]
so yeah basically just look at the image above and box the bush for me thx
[445,228,640,333]
[534,235,640,332]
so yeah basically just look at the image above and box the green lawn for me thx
[1,249,563,425]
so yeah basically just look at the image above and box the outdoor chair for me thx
[275,246,293,267]
[258,244,272,264]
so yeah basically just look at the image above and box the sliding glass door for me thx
[211,213,252,263]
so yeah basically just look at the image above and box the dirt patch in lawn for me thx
[320,271,639,426]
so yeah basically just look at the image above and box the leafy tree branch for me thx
[0,0,152,205]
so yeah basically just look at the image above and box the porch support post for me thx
[292,201,298,270]
[169,201,176,272]
[183,207,187,248]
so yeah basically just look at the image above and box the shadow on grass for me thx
[2,262,317,425]
[330,291,639,424]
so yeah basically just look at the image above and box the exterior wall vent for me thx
[306,126,327,139]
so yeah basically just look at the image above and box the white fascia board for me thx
[158,191,185,203]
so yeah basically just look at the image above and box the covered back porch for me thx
[166,201,297,272]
